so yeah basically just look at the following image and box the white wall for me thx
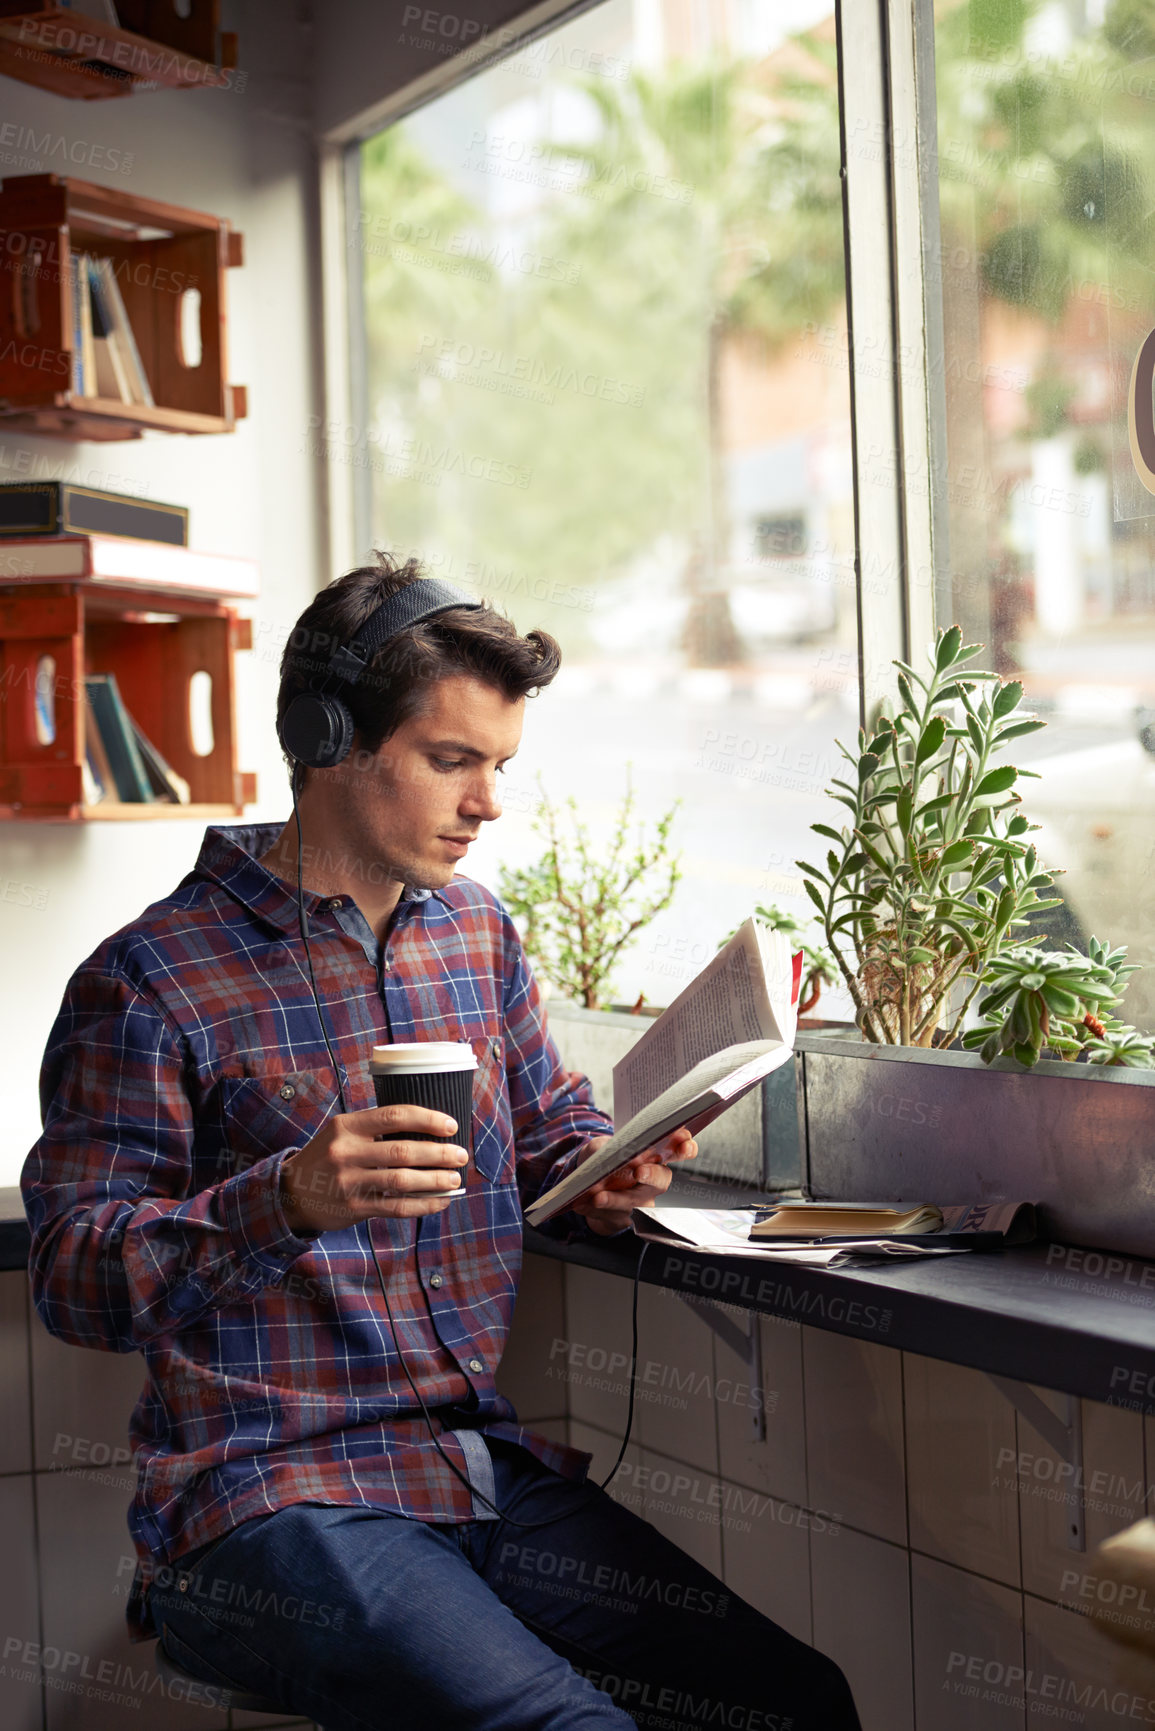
[0,0,328,1178]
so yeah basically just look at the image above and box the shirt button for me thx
[279,1084,296,1100]
[429,1274,444,1289]
[468,1358,484,1374]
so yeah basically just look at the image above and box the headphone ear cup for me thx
[281,692,356,770]
[322,698,356,767]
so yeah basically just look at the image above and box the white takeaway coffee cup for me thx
[370,1043,477,1191]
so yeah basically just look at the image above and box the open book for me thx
[525,920,802,1227]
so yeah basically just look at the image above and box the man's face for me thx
[328,674,524,890]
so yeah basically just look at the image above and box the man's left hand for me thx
[569,1126,698,1236]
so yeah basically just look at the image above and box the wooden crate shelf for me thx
[0,556,257,821]
[0,2,237,101]
[0,174,246,440]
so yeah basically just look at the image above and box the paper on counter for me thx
[631,1205,968,1268]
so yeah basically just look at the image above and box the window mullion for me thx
[320,139,359,579]
[887,0,947,664]
[840,0,906,726]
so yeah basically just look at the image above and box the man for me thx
[22,555,859,1731]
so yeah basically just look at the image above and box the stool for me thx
[153,1635,325,1725]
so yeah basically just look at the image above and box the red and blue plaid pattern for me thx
[21,823,613,1638]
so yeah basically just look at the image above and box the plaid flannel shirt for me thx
[21,823,614,1640]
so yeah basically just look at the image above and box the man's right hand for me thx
[279,1104,468,1235]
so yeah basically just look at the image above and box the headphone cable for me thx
[292,765,344,1097]
[287,774,645,1530]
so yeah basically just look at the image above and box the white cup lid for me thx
[371,1042,477,1073]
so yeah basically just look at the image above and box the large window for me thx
[346,0,858,1012]
[930,0,1155,1027]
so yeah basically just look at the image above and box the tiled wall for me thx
[12,1250,1155,1731]
[0,1268,314,1731]
[509,1255,1155,1731]
[0,1252,567,1731]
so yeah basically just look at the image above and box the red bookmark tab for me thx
[791,949,804,1007]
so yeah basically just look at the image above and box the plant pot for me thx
[797,1032,1155,1258]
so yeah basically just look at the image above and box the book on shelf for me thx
[85,676,194,808]
[0,534,257,597]
[0,483,188,547]
[58,0,121,21]
[69,256,86,397]
[76,253,97,398]
[87,257,133,404]
[128,717,190,804]
[84,674,153,803]
[83,690,114,805]
[92,257,154,407]
[525,920,802,1228]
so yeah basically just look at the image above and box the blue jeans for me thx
[152,1437,859,1731]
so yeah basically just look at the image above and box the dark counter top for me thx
[526,1188,1155,1415]
[8,1169,1154,1416]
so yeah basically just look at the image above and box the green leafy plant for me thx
[499,773,682,1011]
[964,938,1155,1067]
[1083,1026,1155,1068]
[962,943,1126,1066]
[799,628,1153,1066]
[798,626,1063,1047]
[720,903,838,1016]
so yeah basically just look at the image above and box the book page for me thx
[754,921,802,1046]
[613,1040,778,1147]
[612,921,795,1125]
[525,1040,791,1226]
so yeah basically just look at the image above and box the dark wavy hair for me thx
[276,551,562,782]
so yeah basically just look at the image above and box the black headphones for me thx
[278,578,484,770]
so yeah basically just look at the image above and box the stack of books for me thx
[82,674,191,808]
[70,254,155,407]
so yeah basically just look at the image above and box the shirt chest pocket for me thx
[214,1066,337,1171]
[469,1035,513,1185]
